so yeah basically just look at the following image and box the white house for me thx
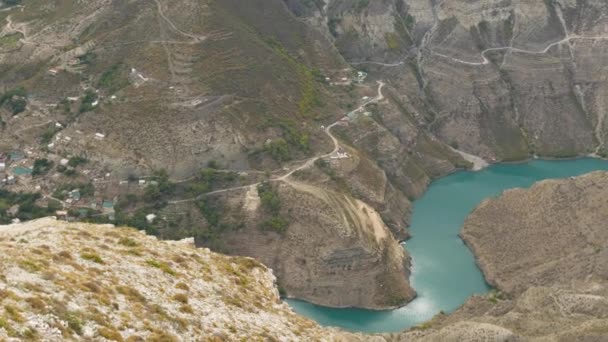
[146,214,157,223]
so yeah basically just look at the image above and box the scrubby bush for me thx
[32,159,53,176]
[257,183,289,234]
[0,87,27,115]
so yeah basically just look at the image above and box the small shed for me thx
[102,200,114,211]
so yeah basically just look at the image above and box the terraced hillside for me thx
[2,0,608,312]
[290,0,608,160]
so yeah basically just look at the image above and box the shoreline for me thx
[286,157,608,333]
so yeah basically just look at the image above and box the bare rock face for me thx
[221,180,416,309]
[462,171,608,294]
[289,0,608,160]
[395,284,608,341]
[390,172,608,341]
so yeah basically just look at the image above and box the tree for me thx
[32,159,53,176]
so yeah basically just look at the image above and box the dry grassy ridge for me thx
[0,217,353,341]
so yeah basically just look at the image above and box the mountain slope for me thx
[0,217,346,340]
[2,0,608,311]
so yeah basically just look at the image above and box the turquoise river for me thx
[286,158,608,333]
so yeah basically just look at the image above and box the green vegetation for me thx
[385,32,400,50]
[68,156,88,168]
[261,119,311,162]
[0,190,57,224]
[146,260,176,276]
[98,327,122,341]
[188,168,237,195]
[65,312,83,335]
[52,182,94,200]
[328,18,341,37]
[32,159,53,176]
[193,195,244,251]
[314,158,351,193]
[80,252,104,264]
[0,33,23,50]
[264,139,290,162]
[488,290,507,303]
[98,63,129,94]
[143,170,176,209]
[257,182,288,234]
[77,52,97,65]
[0,87,27,115]
[40,127,61,145]
[172,293,188,304]
[79,89,98,113]
[355,0,369,11]
[118,237,138,247]
[265,38,321,118]
[116,286,146,303]
[403,14,416,31]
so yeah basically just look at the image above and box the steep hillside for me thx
[0,217,350,340]
[462,171,608,296]
[289,0,608,160]
[389,172,608,341]
[2,0,608,312]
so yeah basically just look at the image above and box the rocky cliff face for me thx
[0,217,351,341]
[3,0,608,312]
[289,0,608,160]
[388,172,608,341]
[462,171,608,295]
[221,180,416,309]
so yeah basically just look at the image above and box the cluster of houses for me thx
[326,69,368,86]
[0,151,31,187]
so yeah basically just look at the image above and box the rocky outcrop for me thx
[0,217,351,340]
[388,171,608,341]
[218,180,416,309]
[394,284,608,341]
[461,171,608,294]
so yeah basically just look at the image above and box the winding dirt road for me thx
[433,36,608,66]
[169,81,385,204]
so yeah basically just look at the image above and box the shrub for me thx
[79,90,98,113]
[65,312,83,335]
[68,156,88,168]
[146,260,176,276]
[97,63,128,94]
[257,183,289,234]
[261,216,289,234]
[80,252,104,264]
[0,87,27,115]
[179,305,193,314]
[172,293,188,304]
[118,237,138,247]
[116,286,146,303]
[32,159,53,176]
[264,139,291,162]
[257,183,281,215]
[175,282,189,291]
[4,305,23,323]
[98,327,123,342]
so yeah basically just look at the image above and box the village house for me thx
[146,214,157,224]
[55,211,68,220]
[9,151,25,162]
